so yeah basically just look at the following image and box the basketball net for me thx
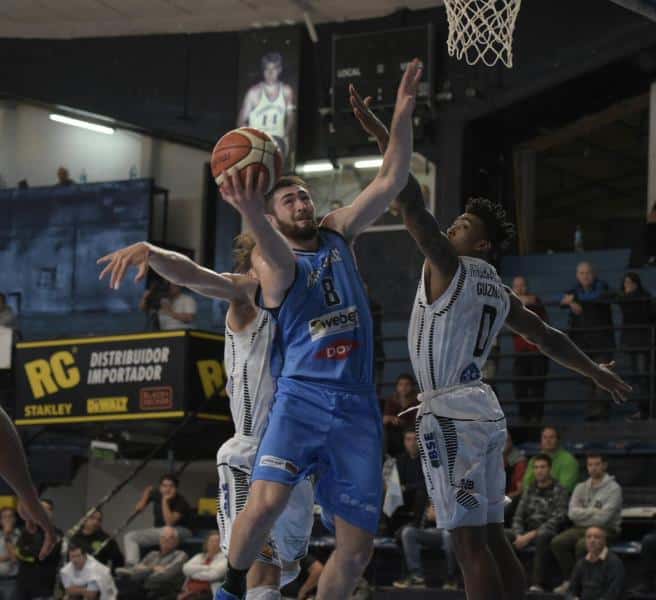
[443,0,521,68]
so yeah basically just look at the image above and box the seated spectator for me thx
[70,509,123,570]
[511,276,549,423]
[0,293,16,331]
[124,474,192,566]
[116,527,187,600]
[280,553,324,599]
[158,284,197,330]
[0,507,20,600]
[396,429,425,517]
[57,167,75,186]
[629,524,656,594]
[60,542,117,600]
[561,262,615,421]
[178,531,226,600]
[393,503,458,590]
[506,453,568,593]
[567,527,624,600]
[15,498,62,600]
[617,271,653,420]
[383,374,418,455]
[503,432,528,521]
[551,454,622,595]
[523,426,579,493]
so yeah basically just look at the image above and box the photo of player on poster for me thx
[236,28,300,171]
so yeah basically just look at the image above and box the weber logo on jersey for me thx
[309,306,359,341]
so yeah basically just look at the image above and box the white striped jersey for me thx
[224,308,276,439]
[408,256,510,393]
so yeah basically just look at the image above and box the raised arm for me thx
[321,59,423,240]
[347,82,459,292]
[0,407,56,560]
[220,166,295,308]
[505,289,631,404]
[97,242,250,303]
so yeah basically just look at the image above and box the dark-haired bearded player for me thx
[348,87,633,600]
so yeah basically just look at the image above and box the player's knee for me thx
[244,482,290,525]
[334,542,373,575]
[245,586,281,600]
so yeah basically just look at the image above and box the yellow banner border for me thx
[15,410,185,426]
[17,331,187,349]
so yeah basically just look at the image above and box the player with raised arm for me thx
[97,239,314,600]
[237,52,295,161]
[350,98,632,598]
[0,407,57,560]
[214,59,423,600]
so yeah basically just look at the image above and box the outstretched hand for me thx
[97,242,151,290]
[349,84,389,149]
[219,166,268,218]
[593,361,632,405]
[394,58,423,116]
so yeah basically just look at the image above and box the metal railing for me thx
[375,322,656,420]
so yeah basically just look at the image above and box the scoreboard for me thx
[331,25,434,149]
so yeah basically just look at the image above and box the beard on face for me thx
[273,215,319,241]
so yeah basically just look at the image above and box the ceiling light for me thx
[354,158,383,169]
[49,114,114,135]
[297,161,335,174]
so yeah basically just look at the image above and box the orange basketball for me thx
[211,127,283,195]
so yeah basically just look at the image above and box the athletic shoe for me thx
[553,580,570,595]
[214,589,242,600]
[442,581,459,591]
[528,585,545,593]
[393,574,426,588]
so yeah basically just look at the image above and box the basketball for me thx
[211,127,283,195]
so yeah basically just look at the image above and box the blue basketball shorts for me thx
[252,377,383,535]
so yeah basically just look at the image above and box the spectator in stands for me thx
[561,262,615,421]
[617,271,653,420]
[0,293,16,331]
[507,453,569,593]
[396,428,425,517]
[115,527,187,600]
[60,542,117,600]
[70,509,123,571]
[511,276,550,422]
[551,454,622,595]
[158,284,197,331]
[15,498,63,600]
[523,426,579,493]
[124,474,192,566]
[393,502,458,590]
[280,553,324,599]
[383,374,419,455]
[504,432,528,521]
[567,526,624,600]
[57,167,74,186]
[0,507,20,599]
[178,531,226,600]
[629,527,656,594]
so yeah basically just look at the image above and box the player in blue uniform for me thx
[215,59,423,600]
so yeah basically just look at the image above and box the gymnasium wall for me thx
[0,102,207,261]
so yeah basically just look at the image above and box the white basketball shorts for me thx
[415,382,507,530]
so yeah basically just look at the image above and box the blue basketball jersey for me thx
[265,228,374,386]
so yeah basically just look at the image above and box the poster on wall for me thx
[236,27,301,171]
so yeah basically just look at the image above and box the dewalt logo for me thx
[24,351,80,399]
